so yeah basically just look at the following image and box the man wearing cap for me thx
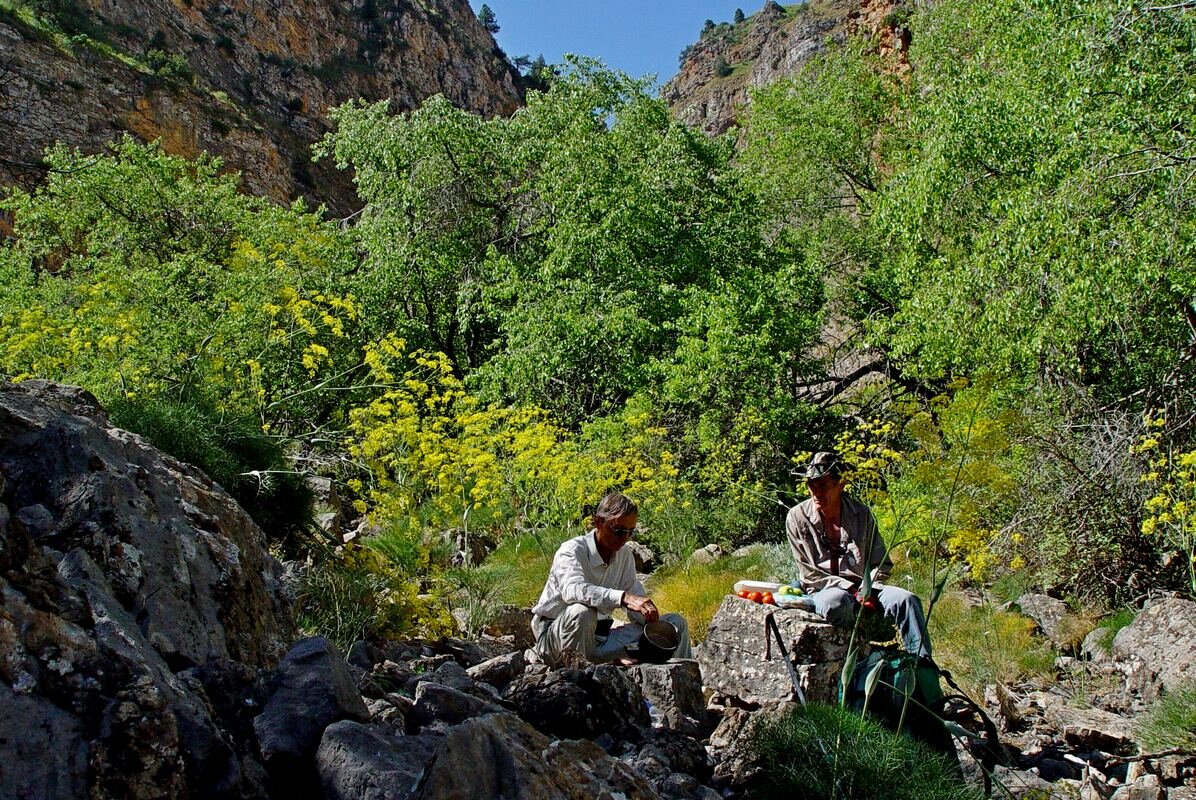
[527,491,693,666]
[786,452,932,658]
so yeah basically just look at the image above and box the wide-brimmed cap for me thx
[793,451,842,480]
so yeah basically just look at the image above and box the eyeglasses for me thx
[610,525,636,539]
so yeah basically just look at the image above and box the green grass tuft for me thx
[751,702,982,800]
[1138,682,1196,751]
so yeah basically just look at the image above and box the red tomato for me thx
[747,591,762,604]
[761,592,775,605]
[737,589,750,599]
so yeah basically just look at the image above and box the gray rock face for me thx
[504,664,651,741]
[1111,597,1196,701]
[413,713,661,800]
[253,636,370,785]
[316,720,440,800]
[700,595,853,705]
[631,661,706,723]
[412,681,506,727]
[1017,593,1073,648]
[0,380,293,799]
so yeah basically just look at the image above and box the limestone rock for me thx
[317,720,439,800]
[0,380,292,799]
[504,664,651,741]
[664,0,910,136]
[253,637,370,788]
[1040,700,1137,755]
[413,713,660,800]
[1017,593,1073,648]
[467,649,527,690]
[627,541,658,573]
[482,604,535,649]
[700,595,853,705]
[411,681,506,728]
[1111,597,1196,701]
[631,661,706,724]
[0,0,521,213]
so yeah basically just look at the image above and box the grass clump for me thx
[478,528,575,608]
[1093,608,1138,654]
[1137,682,1196,752]
[646,543,795,642]
[925,591,1054,698]
[751,702,981,800]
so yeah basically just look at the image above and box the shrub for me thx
[296,544,453,649]
[751,702,982,800]
[1137,682,1196,751]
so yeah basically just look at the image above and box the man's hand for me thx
[622,593,660,623]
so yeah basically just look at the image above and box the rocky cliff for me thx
[0,0,522,214]
[664,0,909,135]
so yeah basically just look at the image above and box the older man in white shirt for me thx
[528,492,692,666]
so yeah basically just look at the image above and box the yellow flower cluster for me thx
[1135,413,1196,592]
[349,341,682,545]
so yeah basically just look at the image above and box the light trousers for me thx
[530,603,693,666]
[810,583,932,658]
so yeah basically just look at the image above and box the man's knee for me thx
[878,585,922,613]
[813,587,855,626]
[558,603,598,638]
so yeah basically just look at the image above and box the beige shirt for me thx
[786,494,892,592]
[531,531,646,620]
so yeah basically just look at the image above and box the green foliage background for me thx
[2,0,1196,643]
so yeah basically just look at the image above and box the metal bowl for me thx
[635,620,679,663]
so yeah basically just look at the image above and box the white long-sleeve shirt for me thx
[531,531,646,620]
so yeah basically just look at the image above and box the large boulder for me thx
[1111,597,1196,701]
[0,380,294,799]
[253,636,371,790]
[316,720,440,800]
[504,664,651,741]
[700,595,854,705]
[414,712,661,799]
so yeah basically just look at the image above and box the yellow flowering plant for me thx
[1136,413,1196,597]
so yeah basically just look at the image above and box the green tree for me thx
[477,3,499,34]
[734,8,746,24]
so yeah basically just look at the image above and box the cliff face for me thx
[664,0,908,136]
[0,0,522,214]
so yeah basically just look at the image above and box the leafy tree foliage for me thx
[477,3,499,34]
[320,59,827,515]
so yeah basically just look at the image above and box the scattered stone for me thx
[627,540,657,573]
[504,664,650,741]
[481,605,535,648]
[688,543,724,566]
[1017,593,1072,648]
[467,649,526,690]
[411,682,507,728]
[414,713,659,799]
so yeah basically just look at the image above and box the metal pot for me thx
[634,620,679,663]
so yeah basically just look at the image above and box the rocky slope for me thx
[664,0,909,135]
[0,0,522,214]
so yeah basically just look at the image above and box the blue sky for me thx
[468,1,760,90]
